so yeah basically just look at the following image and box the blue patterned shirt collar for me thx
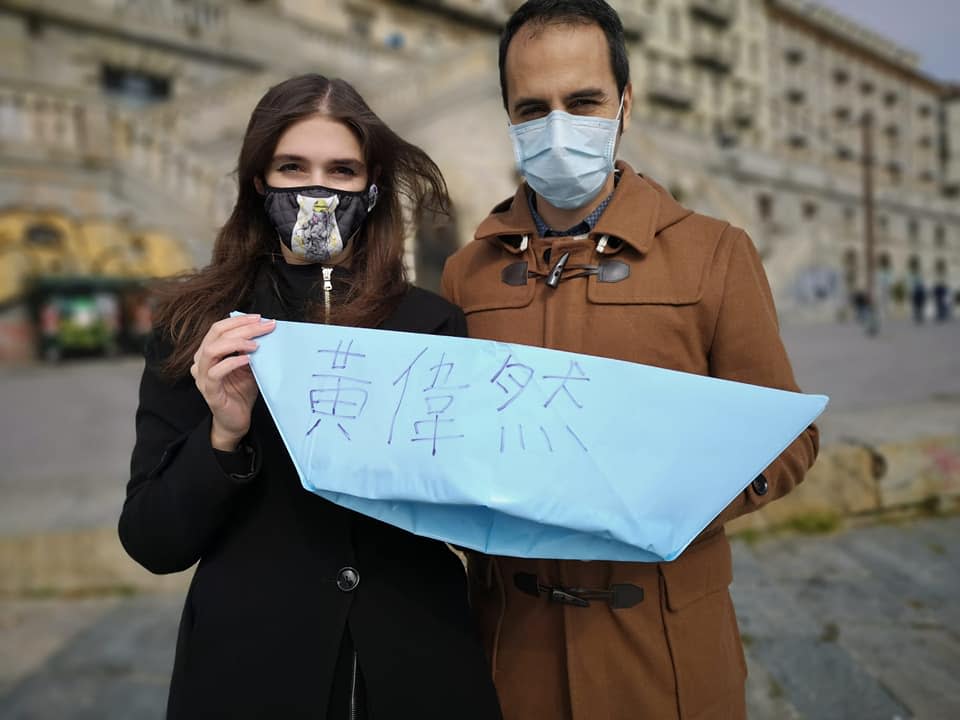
[526,172,619,238]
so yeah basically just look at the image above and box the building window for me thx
[860,80,875,95]
[844,206,856,223]
[349,9,373,38]
[878,215,889,233]
[883,91,898,107]
[934,224,946,247]
[833,68,850,84]
[669,9,681,41]
[917,104,932,118]
[24,223,63,247]
[785,48,804,64]
[908,218,919,242]
[750,42,760,72]
[385,32,405,50]
[802,201,818,220]
[101,65,171,105]
[757,193,773,221]
[843,248,858,267]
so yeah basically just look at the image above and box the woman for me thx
[118,75,502,719]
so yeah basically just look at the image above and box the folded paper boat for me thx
[242,315,828,562]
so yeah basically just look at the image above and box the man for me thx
[440,1,819,718]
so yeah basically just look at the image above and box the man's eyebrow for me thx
[563,88,607,103]
[512,96,549,114]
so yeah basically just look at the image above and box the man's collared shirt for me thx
[527,171,620,237]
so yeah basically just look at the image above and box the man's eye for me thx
[520,108,547,119]
[570,99,599,110]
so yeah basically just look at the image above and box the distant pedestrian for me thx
[852,289,870,325]
[910,274,927,324]
[933,280,951,322]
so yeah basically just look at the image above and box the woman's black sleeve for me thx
[117,336,261,574]
[438,304,468,339]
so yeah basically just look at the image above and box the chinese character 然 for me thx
[390,348,468,456]
[305,339,370,441]
[494,356,591,455]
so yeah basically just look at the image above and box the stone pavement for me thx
[1,516,956,719]
[0,318,958,717]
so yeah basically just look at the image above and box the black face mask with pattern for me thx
[263,184,378,263]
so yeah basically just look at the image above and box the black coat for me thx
[119,270,502,719]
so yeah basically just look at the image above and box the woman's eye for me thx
[332,166,356,176]
[277,163,303,173]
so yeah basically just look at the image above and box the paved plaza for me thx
[1,318,958,718]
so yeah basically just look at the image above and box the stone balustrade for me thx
[0,78,222,225]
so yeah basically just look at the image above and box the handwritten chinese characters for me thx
[305,339,590,456]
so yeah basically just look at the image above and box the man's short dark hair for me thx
[498,0,630,110]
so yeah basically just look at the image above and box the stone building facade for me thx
[0,0,957,348]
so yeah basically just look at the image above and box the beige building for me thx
[0,0,957,348]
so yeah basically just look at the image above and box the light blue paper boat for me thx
[242,315,827,562]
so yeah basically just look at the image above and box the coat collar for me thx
[475,161,694,254]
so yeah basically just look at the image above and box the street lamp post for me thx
[861,111,879,336]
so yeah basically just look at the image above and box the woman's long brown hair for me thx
[153,74,449,377]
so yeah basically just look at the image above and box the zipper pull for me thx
[321,266,333,322]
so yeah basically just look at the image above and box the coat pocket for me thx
[658,532,747,719]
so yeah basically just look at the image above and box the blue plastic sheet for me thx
[241,315,828,562]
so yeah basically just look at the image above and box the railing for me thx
[361,40,498,129]
[0,77,224,232]
[104,0,227,39]
[610,0,653,39]
[690,32,736,72]
[689,0,738,27]
[2,0,230,47]
[646,76,697,111]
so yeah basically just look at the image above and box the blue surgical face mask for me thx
[508,96,623,210]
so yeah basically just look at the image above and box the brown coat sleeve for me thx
[706,228,820,527]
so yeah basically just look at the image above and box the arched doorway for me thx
[414,200,460,294]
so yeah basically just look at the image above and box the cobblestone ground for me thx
[1,318,958,718]
[1,516,956,719]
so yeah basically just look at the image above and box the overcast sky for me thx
[817,0,959,82]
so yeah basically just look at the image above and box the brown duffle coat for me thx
[440,162,819,720]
